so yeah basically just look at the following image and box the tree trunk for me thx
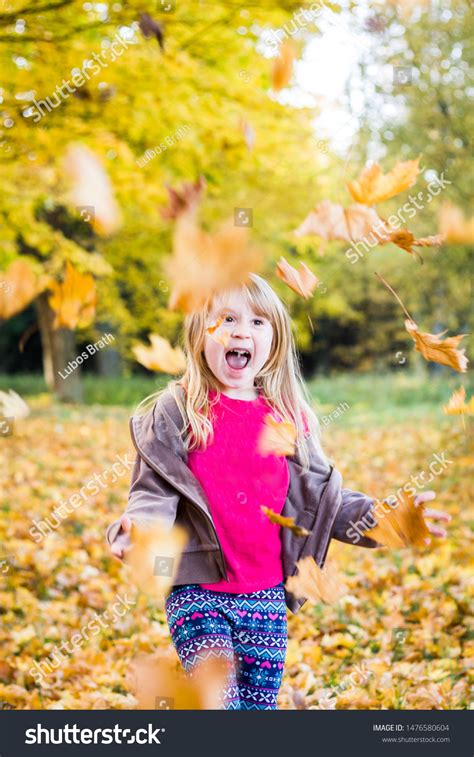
[35,292,84,403]
[95,321,121,376]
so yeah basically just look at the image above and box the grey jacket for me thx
[106,386,378,613]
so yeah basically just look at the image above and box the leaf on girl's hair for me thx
[0,260,48,320]
[260,506,310,537]
[271,40,296,91]
[347,158,421,205]
[257,414,297,457]
[161,176,206,220]
[130,652,228,710]
[138,12,164,50]
[443,386,474,416]
[438,203,474,245]
[132,334,186,374]
[362,491,431,548]
[64,145,122,236]
[285,556,347,604]
[405,320,468,373]
[0,389,30,420]
[126,521,188,597]
[166,213,264,314]
[48,261,96,330]
[276,257,318,299]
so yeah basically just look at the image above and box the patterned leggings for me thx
[165,582,288,710]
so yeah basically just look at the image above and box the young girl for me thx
[107,273,449,710]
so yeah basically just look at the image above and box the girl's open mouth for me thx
[225,349,251,370]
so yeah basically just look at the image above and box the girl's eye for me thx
[253,319,264,326]
[224,315,234,323]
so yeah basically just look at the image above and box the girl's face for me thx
[204,290,274,396]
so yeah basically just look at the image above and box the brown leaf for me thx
[161,177,206,221]
[285,557,347,604]
[276,257,318,299]
[347,158,421,205]
[260,506,310,537]
[132,334,186,374]
[405,320,468,373]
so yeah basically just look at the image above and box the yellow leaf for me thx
[347,158,421,205]
[362,491,431,548]
[132,334,186,374]
[126,521,188,597]
[444,386,474,416]
[0,260,48,320]
[257,414,297,457]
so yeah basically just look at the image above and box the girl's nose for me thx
[231,323,251,338]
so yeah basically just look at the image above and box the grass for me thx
[1,370,472,428]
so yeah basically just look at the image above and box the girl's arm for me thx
[107,455,180,560]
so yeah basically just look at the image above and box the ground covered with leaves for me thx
[0,403,472,710]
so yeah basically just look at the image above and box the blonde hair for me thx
[137,273,328,471]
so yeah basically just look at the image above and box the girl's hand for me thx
[414,491,451,543]
[110,515,133,560]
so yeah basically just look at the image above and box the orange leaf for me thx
[166,212,264,314]
[0,260,48,320]
[271,40,295,91]
[438,202,474,245]
[260,506,310,537]
[48,261,96,330]
[443,386,474,416]
[405,319,468,373]
[257,414,297,457]
[347,158,421,205]
[126,521,188,597]
[362,491,431,548]
[161,176,206,220]
[285,557,347,604]
[276,257,318,299]
[132,334,186,374]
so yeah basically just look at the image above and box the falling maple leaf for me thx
[130,653,227,710]
[271,40,295,90]
[389,230,444,262]
[161,176,206,221]
[362,491,431,548]
[405,320,468,373]
[0,260,48,320]
[376,272,469,373]
[438,203,474,245]
[257,414,297,457]
[126,521,188,598]
[276,257,318,299]
[132,334,186,374]
[64,144,122,236]
[443,386,474,418]
[260,506,310,537]
[285,556,347,604]
[347,158,421,205]
[166,212,264,314]
[48,261,96,330]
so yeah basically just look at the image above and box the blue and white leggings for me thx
[165,582,288,710]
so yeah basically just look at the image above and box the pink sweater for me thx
[188,390,290,593]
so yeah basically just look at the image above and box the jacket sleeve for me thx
[106,454,180,553]
[331,487,379,549]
